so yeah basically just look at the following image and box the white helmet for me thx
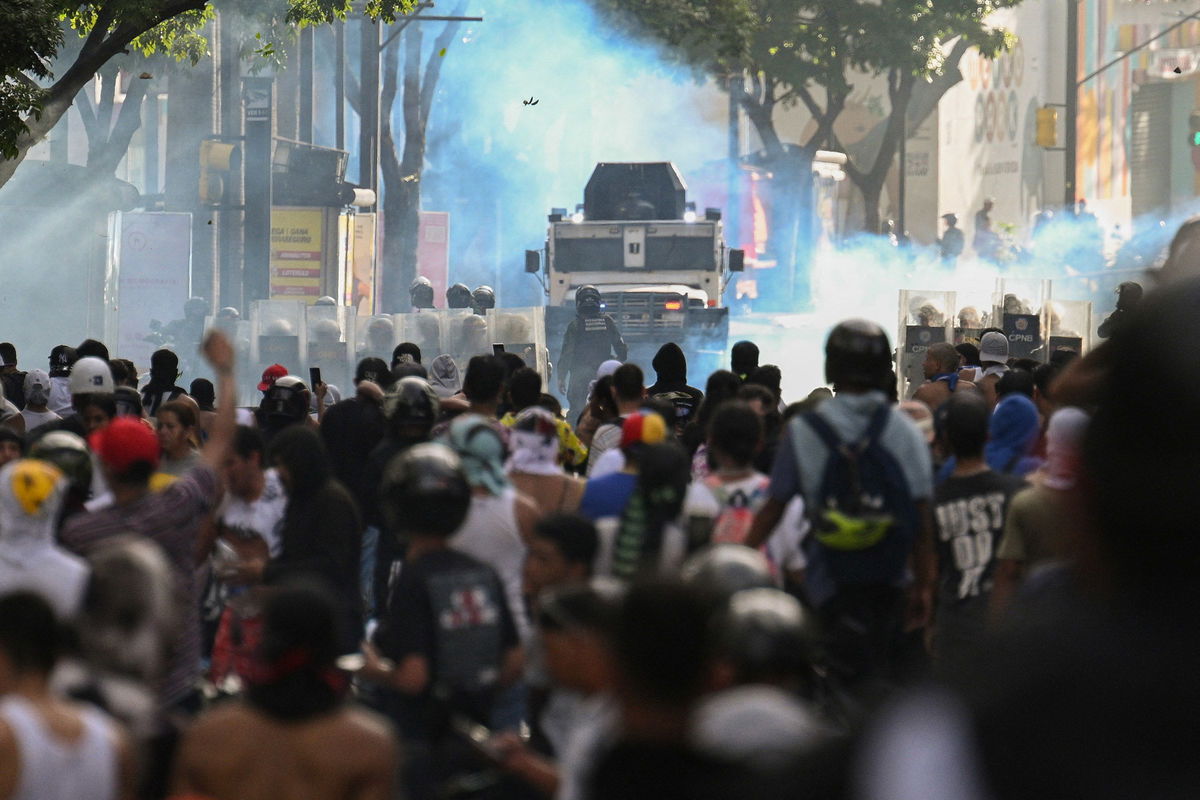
[68,357,114,396]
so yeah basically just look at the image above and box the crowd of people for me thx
[2,220,1200,800]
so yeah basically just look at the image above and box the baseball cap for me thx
[49,345,77,374]
[979,331,1009,364]
[258,364,288,392]
[355,357,389,385]
[23,368,50,391]
[620,411,668,450]
[89,417,160,477]
[68,357,114,395]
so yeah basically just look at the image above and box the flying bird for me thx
[523,97,539,106]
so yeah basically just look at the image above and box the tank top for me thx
[0,696,118,800]
[450,488,529,642]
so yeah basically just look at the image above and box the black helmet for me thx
[262,375,309,422]
[472,285,496,311]
[113,386,144,417]
[381,442,471,537]
[715,588,819,685]
[184,297,208,318]
[680,544,774,599]
[384,376,439,429]
[410,276,435,309]
[1116,281,1143,310]
[824,319,891,388]
[446,283,474,309]
[576,285,602,314]
[28,430,93,497]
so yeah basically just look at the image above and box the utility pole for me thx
[299,26,314,144]
[242,77,273,304]
[358,15,380,212]
[727,73,742,250]
[1065,0,1078,210]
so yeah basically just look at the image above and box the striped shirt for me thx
[60,465,220,706]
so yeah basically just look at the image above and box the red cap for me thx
[258,364,288,392]
[620,412,668,450]
[89,417,160,477]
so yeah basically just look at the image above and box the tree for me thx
[345,2,467,312]
[0,0,417,189]
[594,0,1019,253]
[832,2,1017,234]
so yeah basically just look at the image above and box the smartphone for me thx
[492,343,506,356]
[309,366,322,388]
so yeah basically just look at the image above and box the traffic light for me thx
[199,139,240,206]
[1035,107,1058,148]
[271,139,372,207]
[1189,110,1200,147]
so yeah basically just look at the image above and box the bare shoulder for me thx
[339,705,395,743]
[186,702,261,742]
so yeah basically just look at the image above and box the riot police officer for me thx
[446,283,474,310]
[471,285,495,316]
[557,285,627,416]
[411,277,435,310]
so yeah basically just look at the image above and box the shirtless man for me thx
[171,582,397,800]
[913,342,977,411]
[0,592,134,800]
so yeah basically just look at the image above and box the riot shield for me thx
[305,303,356,394]
[354,313,401,365]
[487,307,548,377]
[250,300,305,382]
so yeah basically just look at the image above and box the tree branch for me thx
[92,74,149,173]
[418,0,466,131]
[75,84,99,142]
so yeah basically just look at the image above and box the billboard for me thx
[417,211,450,306]
[270,207,325,301]
[114,212,193,371]
[349,213,377,315]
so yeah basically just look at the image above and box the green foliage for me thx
[594,0,1021,102]
[0,0,63,158]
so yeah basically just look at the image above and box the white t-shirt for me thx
[684,472,809,578]
[218,468,287,557]
[48,377,73,416]
[20,408,60,432]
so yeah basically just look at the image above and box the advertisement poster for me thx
[416,211,450,306]
[350,213,377,315]
[270,207,324,301]
[115,212,193,371]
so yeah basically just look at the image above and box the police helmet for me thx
[28,431,93,497]
[184,297,208,317]
[576,285,602,313]
[472,285,496,311]
[309,318,342,343]
[384,376,439,429]
[381,443,471,537]
[315,296,337,307]
[410,277,435,309]
[446,283,474,309]
[680,544,774,599]
[262,375,309,421]
[218,306,240,320]
[714,588,819,685]
[824,319,891,388]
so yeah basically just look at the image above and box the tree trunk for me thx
[844,71,915,235]
[859,180,884,235]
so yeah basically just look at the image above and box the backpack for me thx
[799,406,918,587]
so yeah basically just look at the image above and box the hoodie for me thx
[647,343,704,430]
[0,460,90,618]
[428,354,462,399]
[984,394,1042,477]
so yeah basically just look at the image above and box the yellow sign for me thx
[270,207,325,302]
[349,213,377,315]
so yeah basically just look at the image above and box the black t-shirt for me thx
[932,470,1024,655]
[319,397,385,513]
[374,547,518,739]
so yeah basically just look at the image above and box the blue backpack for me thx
[800,406,918,589]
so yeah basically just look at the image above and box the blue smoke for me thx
[418,0,727,306]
